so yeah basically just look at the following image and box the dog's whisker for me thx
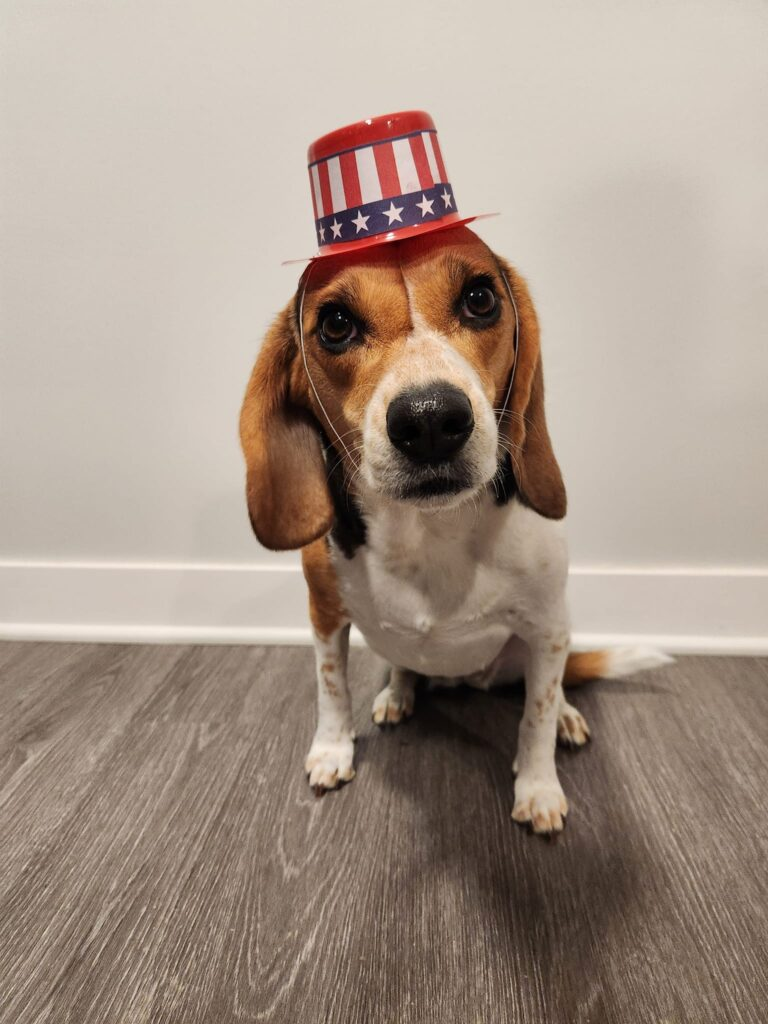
[325,441,366,481]
[497,438,524,455]
[329,426,363,446]
[493,407,533,432]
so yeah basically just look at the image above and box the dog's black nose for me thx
[386,384,474,462]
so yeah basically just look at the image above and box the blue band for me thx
[315,183,456,248]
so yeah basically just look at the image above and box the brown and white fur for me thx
[240,226,669,835]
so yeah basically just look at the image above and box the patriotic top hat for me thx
[299,110,492,261]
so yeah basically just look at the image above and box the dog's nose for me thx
[386,384,474,462]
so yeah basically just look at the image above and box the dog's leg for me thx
[372,666,417,725]
[512,621,570,835]
[304,623,356,793]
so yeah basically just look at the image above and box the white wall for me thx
[2,0,767,648]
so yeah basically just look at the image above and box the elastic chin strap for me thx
[295,261,519,464]
[296,260,356,466]
[497,269,520,424]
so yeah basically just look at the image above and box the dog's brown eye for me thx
[462,283,497,319]
[319,306,358,351]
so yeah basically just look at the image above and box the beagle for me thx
[240,225,667,835]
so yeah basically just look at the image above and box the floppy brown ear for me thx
[496,259,567,520]
[239,302,334,550]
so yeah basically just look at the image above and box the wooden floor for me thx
[0,643,766,1023]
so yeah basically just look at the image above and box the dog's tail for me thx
[563,646,673,687]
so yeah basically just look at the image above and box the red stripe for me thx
[317,160,334,217]
[339,150,362,209]
[409,134,433,190]
[373,142,401,199]
[431,134,448,184]
[308,168,319,220]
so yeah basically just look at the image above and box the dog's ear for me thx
[239,302,334,550]
[496,259,567,520]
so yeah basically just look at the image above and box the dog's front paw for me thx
[512,777,568,835]
[372,683,414,725]
[305,733,355,794]
[557,702,591,747]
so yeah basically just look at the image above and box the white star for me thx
[318,224,326,242]
[330,218,343,239]
[416,194,435,218]
[351,209,370,234]
[440,189,453,209]
[382,201,404,225]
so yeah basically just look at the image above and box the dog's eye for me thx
[318,305,358,351]
[461,282,497,320]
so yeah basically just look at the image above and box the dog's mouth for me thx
[401,476,470,500]
[361,432,501,507]
[387,459,477,504]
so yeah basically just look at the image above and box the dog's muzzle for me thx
[386,383,474,463]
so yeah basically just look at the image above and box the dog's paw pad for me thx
[372,685,414,725]
[557,704,591,747]
[305,735,355,791]
[512,780,568,835]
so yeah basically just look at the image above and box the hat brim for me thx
[282,213,498,265]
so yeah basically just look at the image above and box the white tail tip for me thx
[603,645,675,678]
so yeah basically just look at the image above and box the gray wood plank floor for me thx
[0,642,766,1023]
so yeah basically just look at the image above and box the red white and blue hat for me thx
[295,110,494,262]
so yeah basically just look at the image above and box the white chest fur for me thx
[331,492,569,678]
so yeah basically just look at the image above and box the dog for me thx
[240,225,668,835]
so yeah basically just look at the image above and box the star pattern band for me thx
[314,183,455,247]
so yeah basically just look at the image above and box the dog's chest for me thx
[332,497,563,677]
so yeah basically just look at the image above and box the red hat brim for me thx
[282,212,498,265]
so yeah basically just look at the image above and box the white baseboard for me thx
[1,561,766,655]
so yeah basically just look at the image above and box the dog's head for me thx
[240,226,565,550]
